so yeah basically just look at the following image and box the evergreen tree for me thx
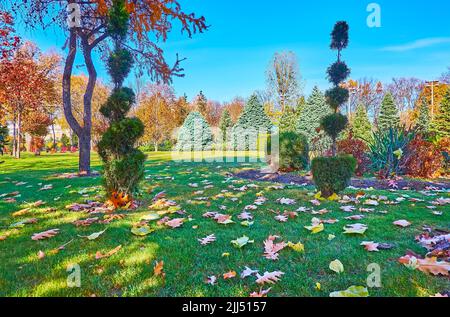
[97,0,146,207]
[279,106,300,133]
[351,104,372,142]
[176,111,213,151]
[415,97,430,135]
[219,109,233,143]
[378,92,400,131]
[232,94,272,150]
[297,86,332,152]
[0,124,8,155]
[430,89,450,138]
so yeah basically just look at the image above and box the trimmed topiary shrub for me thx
[97,0,146,207]
[311,155,356,197]
[279,131,309,171]
[176,111,213,151]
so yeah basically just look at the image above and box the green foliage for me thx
[0,124,9,155]
[176,111,213,151]
[378,93,400,131]
[430,89,450,138]
[100,87,136,122]
[98,0,146,200]
[279,106,301,133]
[321,113,348,139]
[325,86,349,111]
[351,104,372,142]
[60,133,70,147]
[219,109,233,142]
[279,131,309,171]
[415,98,430,135]
[107,0,130,39]
[327,61,351,86]
[311,155,356,197]
[297,86,332,153]
[107,49,134,87]
[367,128,414,179]
[330,21,349,51]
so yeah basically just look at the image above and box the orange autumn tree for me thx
[5,0,207,174]
[0,42,59,158]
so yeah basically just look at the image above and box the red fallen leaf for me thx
[263,235,287,260]
[223,271,237,279]
[31,229,59,241]
[399,255,450,276]
[360,241,380,252]
[95,245,122,259]
[165,218,185,228]
[73,217,99,227]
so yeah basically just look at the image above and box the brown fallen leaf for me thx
[31,229,59,241]
[223,271,237,279]
[95,245,122,259]
[399,255,450,276]
[73,217,99,227]
[12,208,30,217]
[360,241,379,252]
[165,218,185,228]
[154,260,165,278]
[393,220,411,228]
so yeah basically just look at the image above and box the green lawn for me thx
[0,152,448,297]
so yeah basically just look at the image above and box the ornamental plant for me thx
[311,21,356,197]
[97,0,146,208]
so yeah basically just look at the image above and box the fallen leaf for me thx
[330,286,369,297]
[198,234,216,245]
[263,235,287,260]
[361,241,380,252]
[329,259,344,273]
[241,266,259,278]
[255,271,284,285]
[399,255,450,276]
[131,226,154,236]
[231,235,254,248]
[343,223,368,234]
[154,260,165,278]
[95,245,122,259]
[393,220,411,228]
[223,271,237,279]
[31,229,59,241]
[79,229,107,240]
[165,218,185,228]
[250,288,271,297]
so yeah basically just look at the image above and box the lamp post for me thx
[425,80,440,120]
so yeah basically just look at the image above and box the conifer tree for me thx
[378,92,400,131]
[430,89,450,138]
[219,109,233,143]
[415,97,430,135]
[176,111,213,151]
[279,106,300,133]
[97,0,146,207]
[351,104,372,142]
[195,91,208,117]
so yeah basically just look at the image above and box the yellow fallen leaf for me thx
[329,259,344,274]
[287,241,305,252]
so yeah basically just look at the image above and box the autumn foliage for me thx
[337,135,370,176]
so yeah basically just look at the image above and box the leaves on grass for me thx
[263,235,287,260]
[95,245,122,259]
[154,260,165,278]
[329,259,344,273]
[250,288,271,297]
[131,226,154,236]
[165,218,185,229]
[241,266,259,278]
[231,235,254,248]
[223,271,237,279]
[198,234,216,245]
[255,271,284,285]
[343,223,368,234]
[79,229,107,240]
[399,255,450,276]
[330,286,369,297]
[304,218,324,234]
[31,229,59,241]
[393,220,411,228]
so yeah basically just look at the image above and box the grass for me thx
[0,152,449,297]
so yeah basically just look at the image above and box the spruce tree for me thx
[430,89,450,138]
[378,92,400,131]
[176,111,213,151]
[297,86,332,152]
[415,97,430,135]
[232,94,272,150]
[279,106,300,133]
[351,104,372,142]
[219,109,233,143]
[195,91,208,117]
[97,0,146,207]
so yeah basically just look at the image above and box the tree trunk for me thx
[12,115,16,157]
[78,131,91,174]
[52,123,56,149]
[15,111,21,159]
[154,142,158,152]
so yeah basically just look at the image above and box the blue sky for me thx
[16,0,450,103]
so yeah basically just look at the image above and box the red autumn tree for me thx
[4,0,207,174]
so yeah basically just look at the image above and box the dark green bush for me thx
[100,87,136,121]
[325,86,349,111]
[311,155,356,197]
[327,61,351,86]
[321,113,348,139]
[279,131,309,171]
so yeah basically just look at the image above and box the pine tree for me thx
[378,92,400,131]
[232,94,272,150]
[430,89,450,138]
[176,111,213,151]
[297,86,332,152]
[279,106,300,133]
[351,104,372,142]
[97,0,146,207]
[415,97,430,135]
[219,109,233,143]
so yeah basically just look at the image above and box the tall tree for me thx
[224,97,244,122]
[350,104,372,142]
[176,111,213,151]
[266,51,301,111]
[430,89,450,138]
[415,97,430,135]
[5,0,207,174]
[0,124,8,155]
[194,91,208,117]
[0,10,20,60]
[97,0,145,206]
[378,92,400,131]
[297,86,332,154]
[219,109,232,144]
[386,77,423,113]
[322,21,351,156]
[279,106,301,133]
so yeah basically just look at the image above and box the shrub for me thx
[175,111,213,151]
[402,135,448,178]
[367,127,414,179]
[321,113,348,139]
[337,136,370,176]
[311,155,356,197]
[279,132,309,171]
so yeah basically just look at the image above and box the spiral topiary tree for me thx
[97,0,146,208]
[311,21,356,197]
